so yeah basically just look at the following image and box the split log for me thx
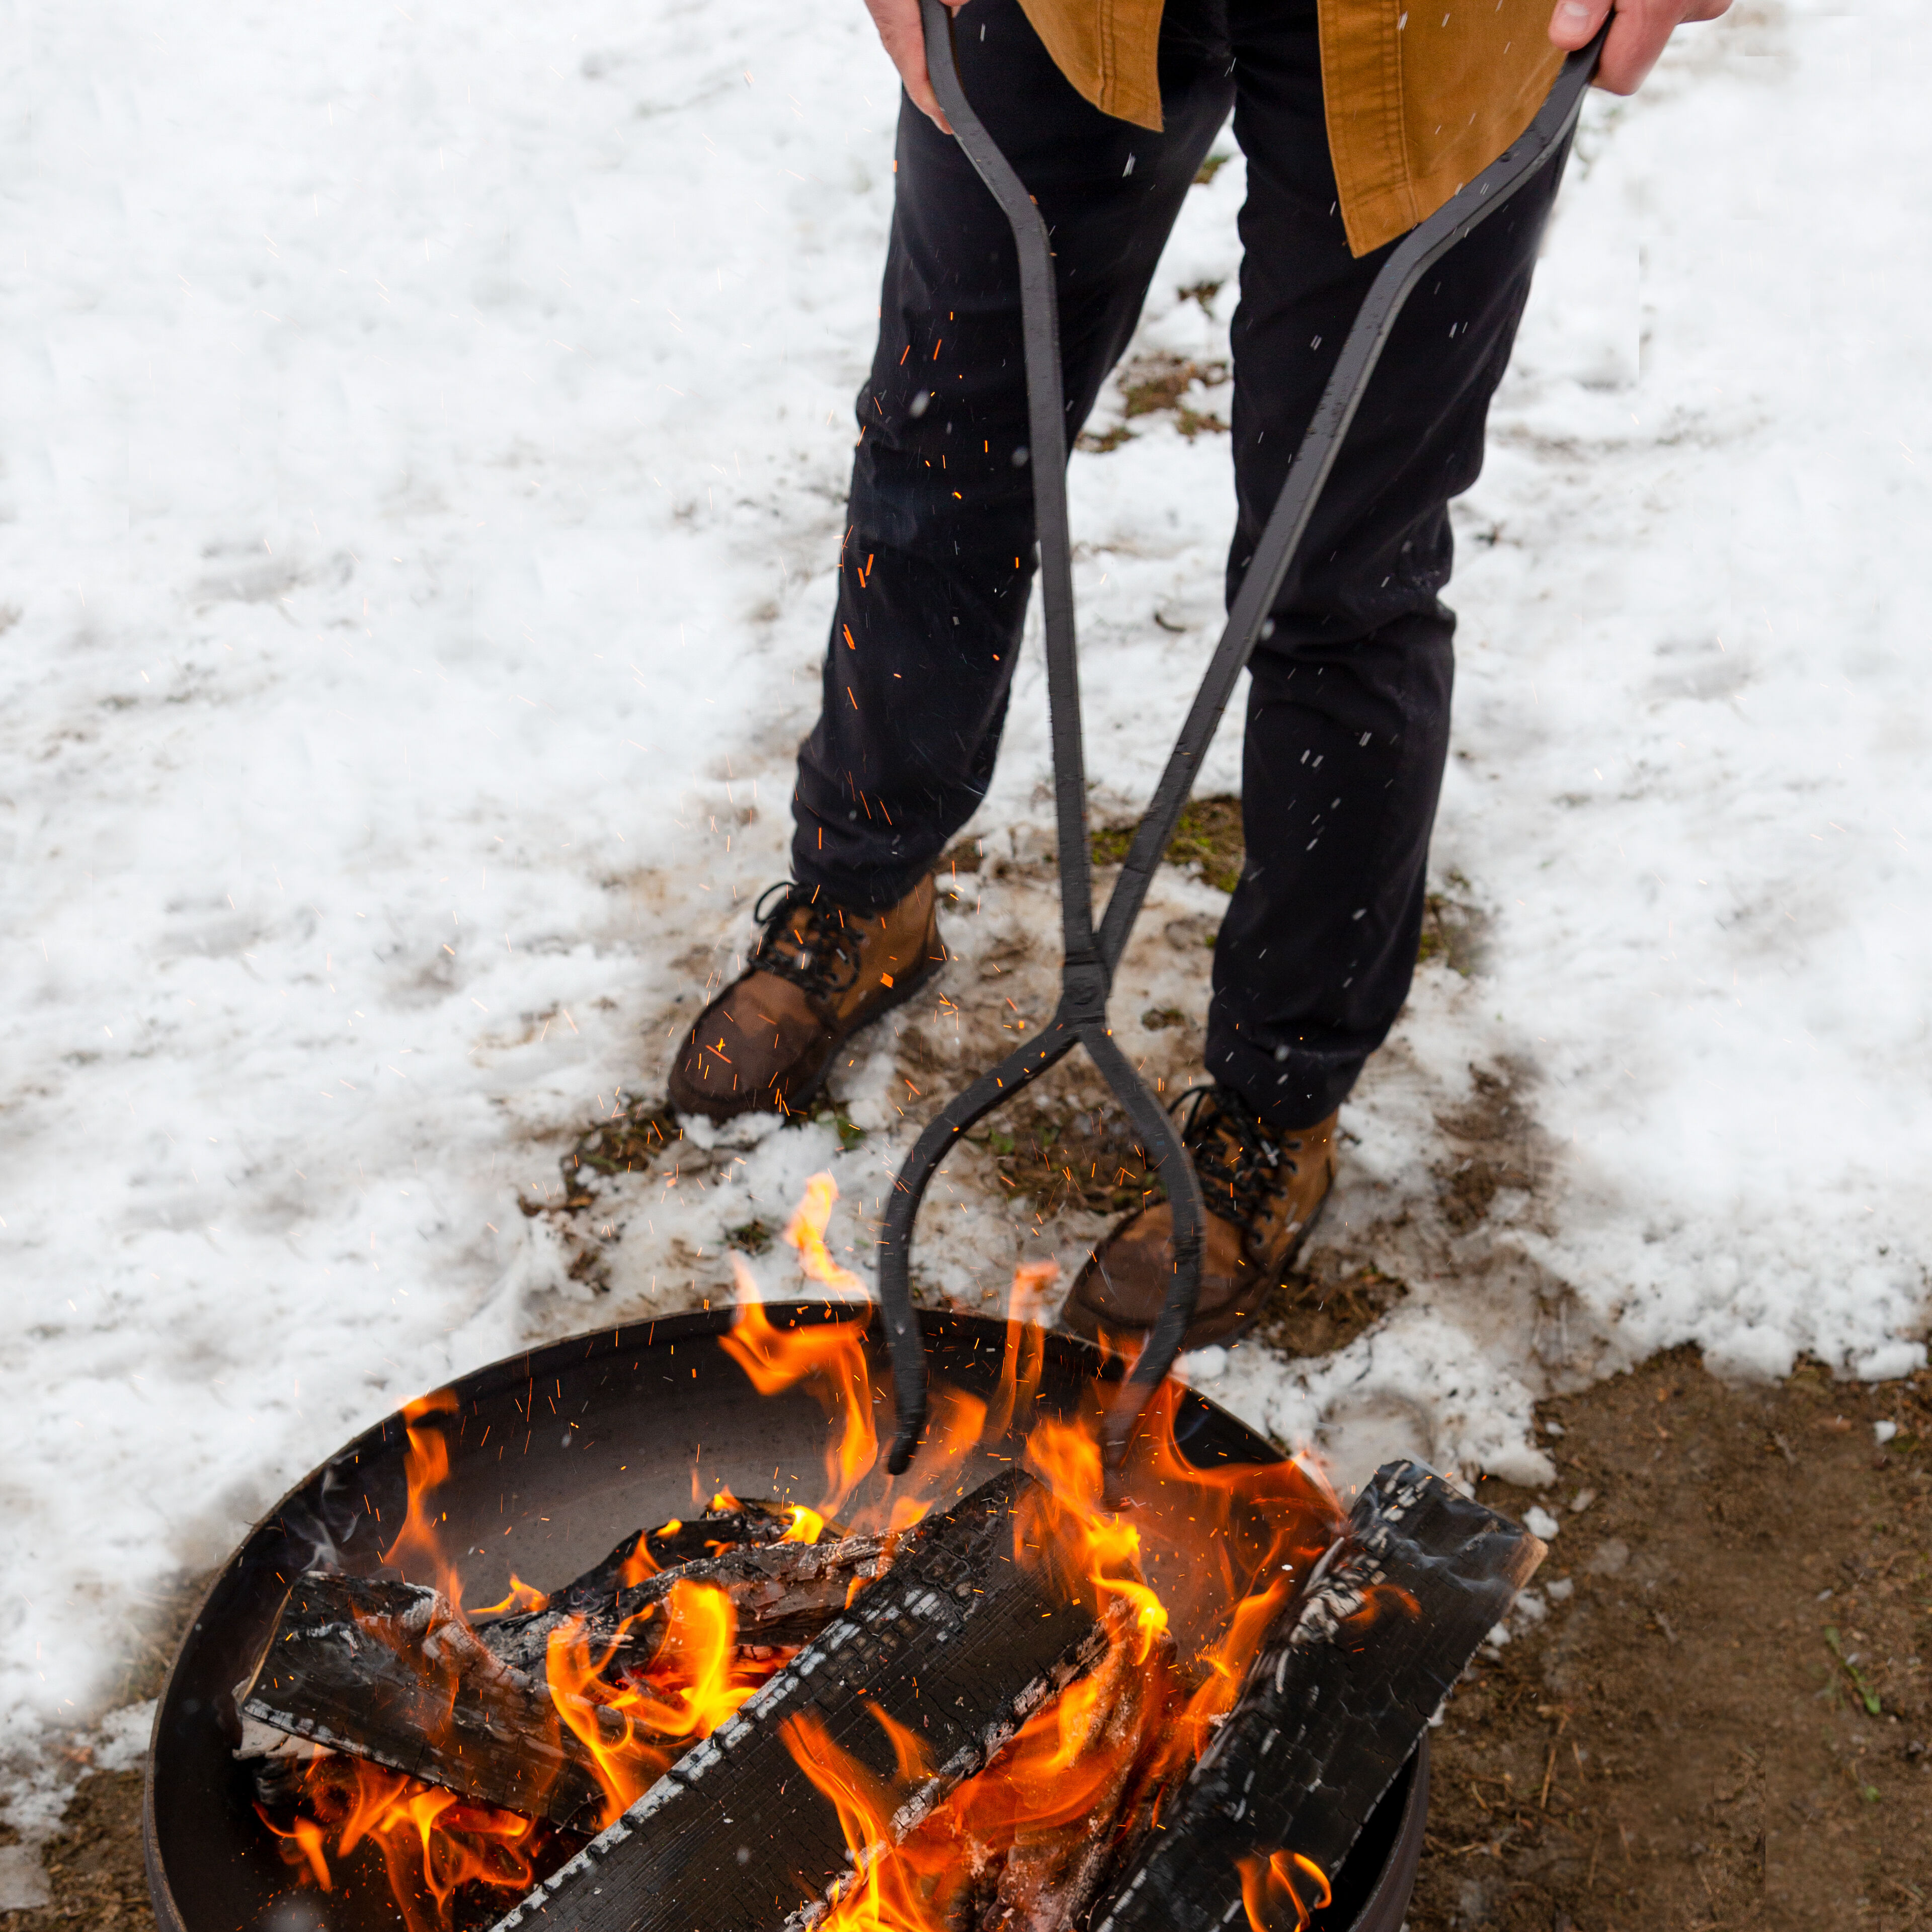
[489,1469,1103,1932]
[238,1513,887,1830]
[241,1571,600,1823]
[478,1524,891,1678]
[1091,1461,1543,1932]
[528,1501,796,1614]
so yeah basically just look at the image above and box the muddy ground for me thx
[8,1352,1925,1932]
[1417,1350,1932,1932]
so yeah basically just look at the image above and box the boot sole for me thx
[1058,1187,1332,1358]
[668,937,948,1125]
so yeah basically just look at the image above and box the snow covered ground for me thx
[3,0,1928,1830]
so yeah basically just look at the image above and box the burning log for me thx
[489,1468,1104,1932]
[477,1521,891,1677]
[974,1609,1171,1932]
[1090,1461,1543,1932]
[237,1508,888,1830]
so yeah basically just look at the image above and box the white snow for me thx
[2,0,1926,1826]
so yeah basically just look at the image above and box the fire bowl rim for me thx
[141,1301,1427,1932]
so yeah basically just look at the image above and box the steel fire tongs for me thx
[879,0,1602,1480]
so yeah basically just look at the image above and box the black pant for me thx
[790,0,1567,1129]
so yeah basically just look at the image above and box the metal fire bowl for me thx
[143,1303,1427,1932]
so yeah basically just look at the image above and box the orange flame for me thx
[985,1261,1056,1444]
[265,1175,1350,1932]
[779,1599,1176,1932]
[266,1753,545,1932]
[784,1171,865,1294]
[783,1504,830,1544]
[721,1300,878,1513]
[616,1528,664,1589]
[258,1810,332,1891]
[380,1388,464,1606]
[545,1579,780,1828]
[1020,1410,1168,1655]
[780,1709,946,1932]
[1237,1849,1332,1932]
[468,1574,549,1618]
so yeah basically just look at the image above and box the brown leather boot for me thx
[667,878,944,1121]
[1062,1088,1337,1354]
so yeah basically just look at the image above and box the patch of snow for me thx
[1,0,1926,1813]
[92,1701,156,1774]
[0,1844,51,1913]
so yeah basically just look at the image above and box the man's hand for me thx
[1549,0,1731,95]
[864,0,970,133]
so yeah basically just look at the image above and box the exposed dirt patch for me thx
[1077,353,1231,451]
[572,1099,683,1181]
[1091,795,1246,896]
[3,1571,210,1932]
[970,1094,1160,1221]
[1417,881,1490,977]
[1414,1350,1932,1932]
[1255,1257,1408,1360]
[2,1770,149,1932]
[1435,1062,1550,1235]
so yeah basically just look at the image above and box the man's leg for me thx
[1204,0,1572,1129]
[791,0,1235,910]
[1068,0,1569,1343]
[670,0,1232,1119]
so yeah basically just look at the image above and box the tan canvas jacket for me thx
[1015,0,1565,257]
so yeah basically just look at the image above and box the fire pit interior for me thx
[145,1302,1495,1932]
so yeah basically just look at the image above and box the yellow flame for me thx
[783,1504,829,1545]
[784,1172,865,1294]
[545,1579,771,1829]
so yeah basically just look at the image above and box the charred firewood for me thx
[530,1501,795,1616]
[1091,1461,1543,1932]
[489,1469,1104,1932]
[238,1517,886,1830]
[478,1527,888,1678]
[239,1571,605,1824]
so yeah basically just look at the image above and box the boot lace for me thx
[749,881,864,1004]
[1172,1083,1300,1241]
